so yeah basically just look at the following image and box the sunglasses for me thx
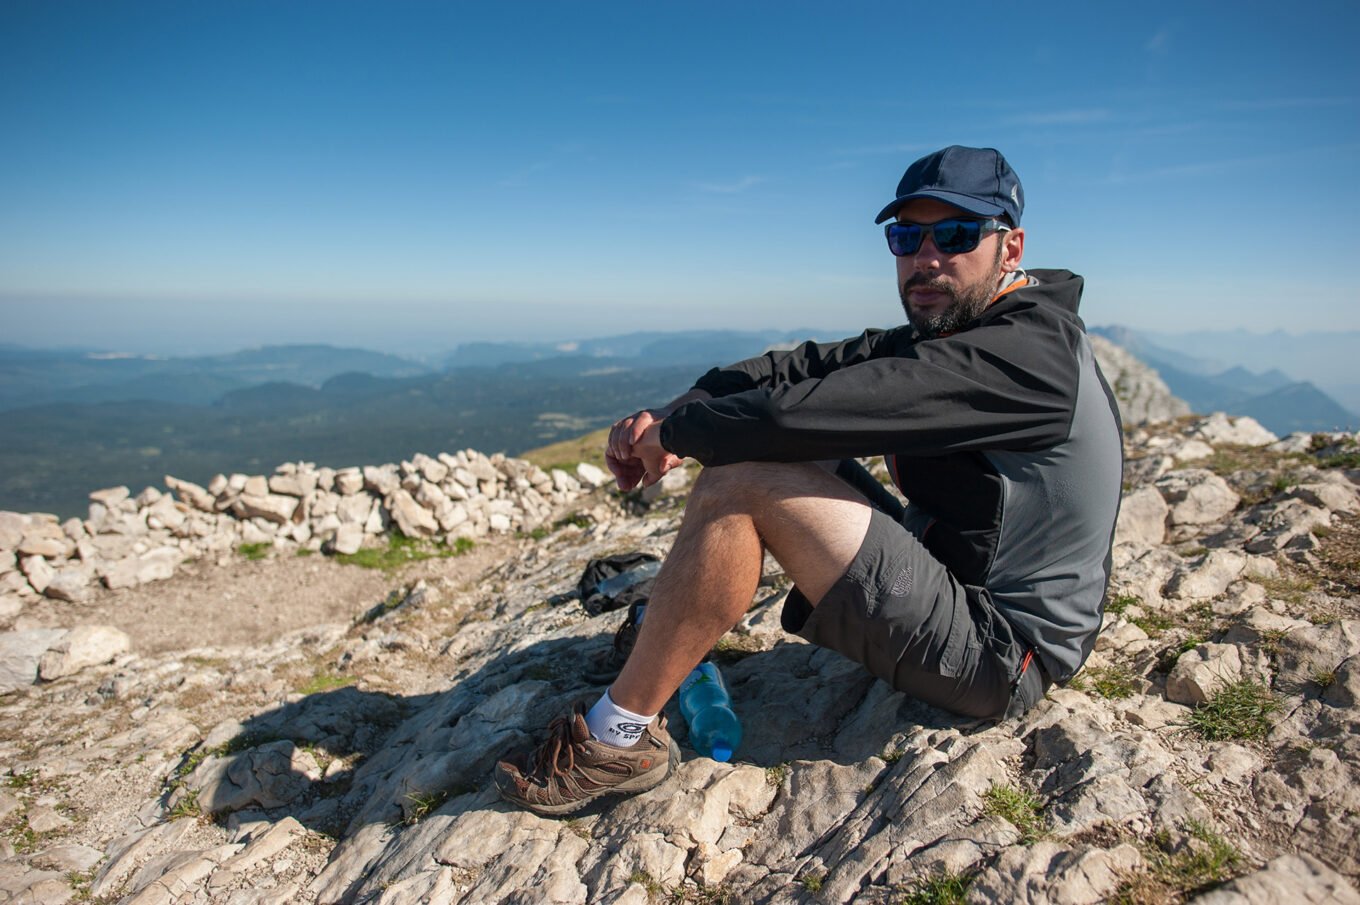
[884,218,1010,256]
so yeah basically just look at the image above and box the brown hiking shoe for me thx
[582,599,645,685]
[494,705,680,816]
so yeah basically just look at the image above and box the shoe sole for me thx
[508,735,682,817]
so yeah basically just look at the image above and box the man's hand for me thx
[605,389,710,491]
[605,408,656,490]
[606,386,712,487]
[633,420,683,488]
[606,409,679,490]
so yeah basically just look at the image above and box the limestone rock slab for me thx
[1193,853,1360,904]
[38,624,131,680]
[1166,643,1243,706]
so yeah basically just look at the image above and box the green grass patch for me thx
[798,871,824,892]
[295,547,315,557]
[1182,679,1280,741]
[1106,594,1140,617]
[298,672,357,695]
[1256,574,1315,606]
[1320,451,1360,469]
[335,532,473,571]
[983,783,1046,844]
[1084,664,1139,699]
[765,763,790,787]
[167,788,201,820]
[670,883,732,904]
[520,426,611,472]
[901,870,972,905]
[1113,821,1242,903]
[1130,610,1176,639]
[628,871,663,895]
[237,542,271,561]
[403,788,453,824]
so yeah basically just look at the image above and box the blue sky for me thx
[2,1,1357,356]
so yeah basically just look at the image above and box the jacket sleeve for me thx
[691,330,889,397]
[662,303,1082,466]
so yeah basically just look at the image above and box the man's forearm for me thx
[656,387,712,418]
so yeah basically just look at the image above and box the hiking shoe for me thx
[582,599,645,685]
[494,705,680,816]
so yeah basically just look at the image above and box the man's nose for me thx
[913,235,942,271]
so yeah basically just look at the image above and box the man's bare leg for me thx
[608,460,875,716]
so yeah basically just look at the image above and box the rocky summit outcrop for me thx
[1,415,1359,904]
[1090,334,1191,426]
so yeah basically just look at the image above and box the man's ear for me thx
[1000,227,1025,273]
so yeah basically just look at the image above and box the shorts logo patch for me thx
[889,566,913,597]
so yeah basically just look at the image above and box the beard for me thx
[899,244,1004,338]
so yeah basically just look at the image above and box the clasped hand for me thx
[605,409,683,491]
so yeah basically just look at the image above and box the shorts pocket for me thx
[1003,658,1047,720]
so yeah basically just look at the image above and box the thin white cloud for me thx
[1145,25,1173,54]
[497,160,551,188]
[693,175,764,194]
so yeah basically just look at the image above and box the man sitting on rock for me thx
[496,145,1124,816]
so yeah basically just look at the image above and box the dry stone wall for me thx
[0,451,610,611]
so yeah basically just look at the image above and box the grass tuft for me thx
[298,672,357,695]
[168,788,201,820]
[1085,664,1140,699]
[1113,821,1242,903]
[1130,610,1175,638]
[403,788,454,824]
[982,783,1046,844]
[335,532,474,571]
[237,542,271,561]
[901,870,972,905]
[1106,594,1140,617]
[1182,679,1279,741]
[1311,668,1336,689]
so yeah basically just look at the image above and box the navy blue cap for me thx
[874,145,1024,225]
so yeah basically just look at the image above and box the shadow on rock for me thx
[163,606,987,905]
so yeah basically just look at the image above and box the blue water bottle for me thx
[678,662,742,762]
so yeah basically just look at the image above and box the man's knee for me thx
[689,461,822,514]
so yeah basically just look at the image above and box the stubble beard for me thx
[899,244,1005,339]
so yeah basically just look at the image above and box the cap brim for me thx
[873,190,1006,224]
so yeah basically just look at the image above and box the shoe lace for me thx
[531,714,581,780]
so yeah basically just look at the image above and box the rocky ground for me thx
[1,414,1359,905]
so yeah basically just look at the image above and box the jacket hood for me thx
[1002,269,1083,317]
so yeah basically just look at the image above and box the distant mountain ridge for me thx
[3,329,1355,518]
[444,329,829,370]
[0,343,431,412]
[1091,326,1357,435]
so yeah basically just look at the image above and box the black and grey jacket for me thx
[659,269,1123,681]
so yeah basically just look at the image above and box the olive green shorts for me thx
[780,507,1049,720]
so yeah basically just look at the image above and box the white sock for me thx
[585,689,654,748]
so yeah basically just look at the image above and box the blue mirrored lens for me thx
[931,219,981,253]
[886,224,923,256]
